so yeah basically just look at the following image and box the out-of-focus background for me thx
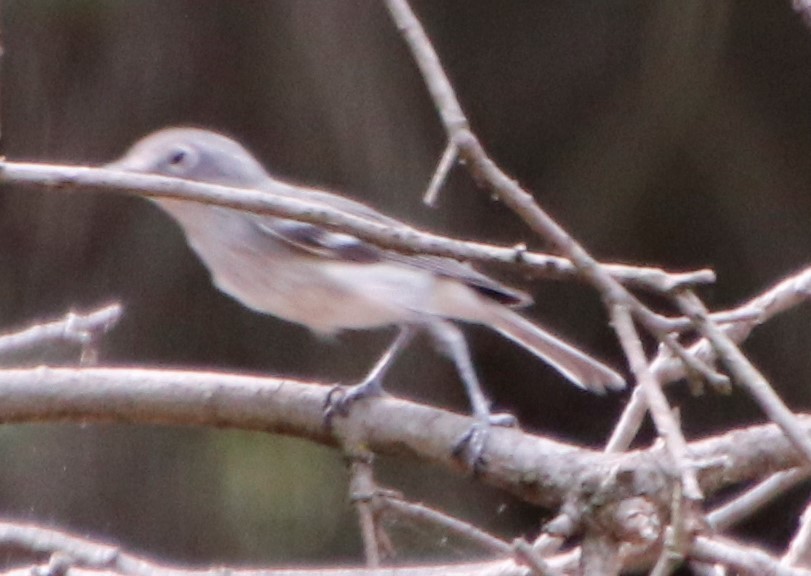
[1,0,810,566]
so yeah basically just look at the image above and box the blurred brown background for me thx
[1,0,811,566]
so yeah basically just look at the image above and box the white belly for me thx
[213,257,435,333]
[159,202,486,334]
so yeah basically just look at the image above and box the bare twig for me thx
[665,266,811,384]
[0,367,809,508]
[675,290,811,467]
[611,304,702,500]
[688,561,727,576]
[0,367,809,575]
[708,469,810,531]
[0,518,528,576]
[348,453,383,567]
[532,512,575,558]
[0,365,611,508]
[379,497,512,556]
[0,160,713,294]
[691,535,811,576]
[383,0,726,389]
[652,306,760,333]
[423,139,458,206]
[0,303,122,360]
[649,485,691,576]
[511,539,564,576]
[783,496,811,567]
[607,266,811,452]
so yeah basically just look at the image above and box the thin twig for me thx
[379,497,512,556]
[649,484,690,576]
[708,469,810,531]
[0,303,123,360]
[0,160,713,294]
[383,0,726,389]
[532,515,568,556]
[348,453,382,567]
[512,539,564,576]
[783,495,811,567]
[423,139,458,206]
[688,561,727,576]
[675,290,811,467]
[606,266,811,453]
[611,303,702,500]
[0,517,528,576]
[691,535,811,576]
[653,306,760,333]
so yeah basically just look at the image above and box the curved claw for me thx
[323,381,385,430]
[452,411,516,473]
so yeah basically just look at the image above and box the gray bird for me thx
[107,127,624,463]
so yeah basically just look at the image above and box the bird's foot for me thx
[452,411,518,474]
[324,378,386,429]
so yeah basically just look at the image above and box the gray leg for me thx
[324,325,416,422]
[358,324,416,394]
[427,321,516,469]
[427,321,491,420]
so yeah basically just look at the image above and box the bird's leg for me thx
[324,325,416,425]
[427,321,517,471]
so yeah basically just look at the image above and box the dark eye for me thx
[168,149,187,165]
[164,145,197,172]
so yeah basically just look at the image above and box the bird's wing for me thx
[249,184,531,307]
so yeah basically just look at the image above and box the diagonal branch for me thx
[783,495,811,567]
[0,160,712,294]
[675,290,811,467]
[382,0,726,390]
[691,535,811,576]
[611,304,701,501]
[708,468,809,532]
[606,265,811,452]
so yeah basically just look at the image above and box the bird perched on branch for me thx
[107,127,624,466]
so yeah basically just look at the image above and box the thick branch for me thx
[0,366,807,509]
[0,366,610,508]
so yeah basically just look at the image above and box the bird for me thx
[106,127,625,465]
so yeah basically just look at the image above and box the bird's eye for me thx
[164,145,197,173]
[168,149,188,166]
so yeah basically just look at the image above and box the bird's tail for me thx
[483,304,625,393]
